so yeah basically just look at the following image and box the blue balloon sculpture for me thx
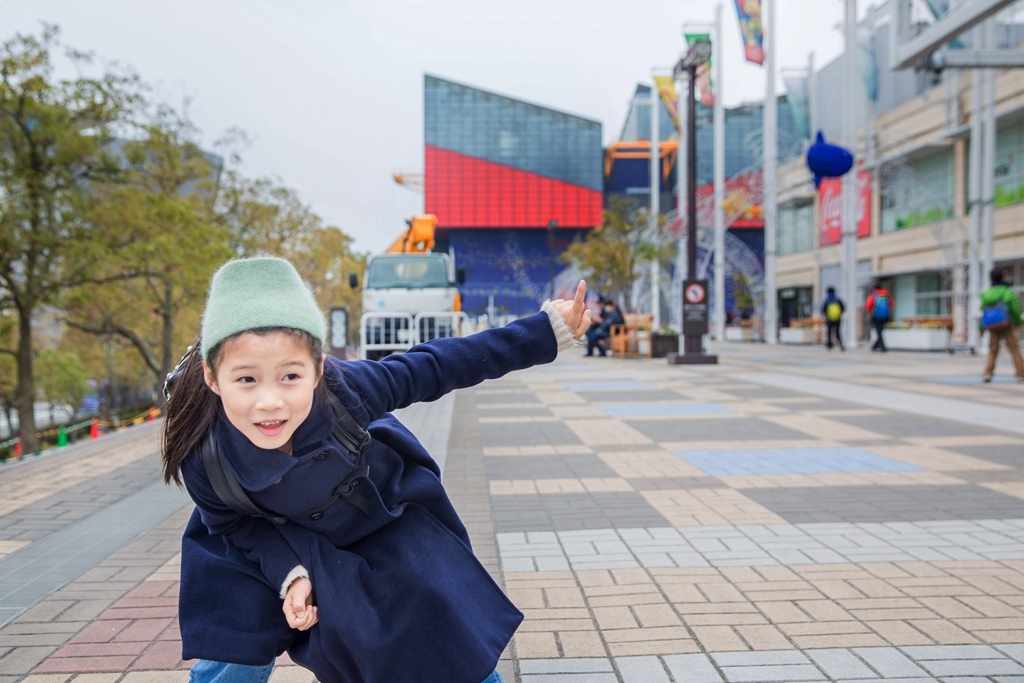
[806,131,854,188]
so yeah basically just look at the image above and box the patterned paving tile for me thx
[598,403,735,417]
[673,448,924,477]
[719,471,966,490]
[485,454,618,480]
[824,413,997,439]
[475,391,543,405]
[928,375,1020,385]
[490,478,634,495]
[597,451,709,480]
[491,492,670,535]
[745,485,1024,524]
[537,645,1024,682]
[497,519,1024,572]
[574,390,689,403]
[476,406,555,417]
[625,417,813,443]
[716,386,813,399]
[640,488,785,527]
[563,382,656,391]
[480,422,583,448]
[944,444,1024,469]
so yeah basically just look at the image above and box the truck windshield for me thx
[366,256,450,289]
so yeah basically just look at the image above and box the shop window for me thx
[778,203,814,255]
[914,272,952,316]
[880,151,953,233]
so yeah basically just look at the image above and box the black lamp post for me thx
[547,218,558,299]
[669,39,718,365]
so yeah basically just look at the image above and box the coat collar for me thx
[215,391,335,491]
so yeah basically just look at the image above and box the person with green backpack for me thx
[821,286,845,351]
[979,268,1024,383]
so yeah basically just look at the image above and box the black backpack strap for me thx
[200,430,288,525]
[328,393,373,455]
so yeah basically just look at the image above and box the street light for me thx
[547,218,558,299]
[669,39,718,365]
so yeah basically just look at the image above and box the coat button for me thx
[309,512,323,521]
[314,452,327,461]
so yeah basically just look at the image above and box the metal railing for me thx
[359,311,471,359]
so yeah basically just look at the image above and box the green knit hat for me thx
[200,257,327,359]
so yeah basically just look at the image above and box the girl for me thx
[161,256,590,683]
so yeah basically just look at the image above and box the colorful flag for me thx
[653,75,680,131]
[732,0,764,65]
[782,72,810,141]
[684,33,715,107]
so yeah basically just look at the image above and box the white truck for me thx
[349,216,467,359]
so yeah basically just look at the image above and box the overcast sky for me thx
[2,0,868,254]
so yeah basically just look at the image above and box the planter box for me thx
[779,327,817,345]
[651,334,679,358]
[872,327,948,351]
[725,327,753,342]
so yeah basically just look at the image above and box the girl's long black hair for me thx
[160,329,327,486]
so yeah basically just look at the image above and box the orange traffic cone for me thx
[89,418,99,439]
[13,437,21,458]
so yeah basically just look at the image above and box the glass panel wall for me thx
[778,203,814,255]
[880,151,954,233]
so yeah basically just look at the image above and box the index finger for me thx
[572,280,587,314]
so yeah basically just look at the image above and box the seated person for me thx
[585,300,623,357]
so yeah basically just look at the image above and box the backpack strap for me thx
[329,394,373,455]
[199,395,374,524]
[201,430,287,525]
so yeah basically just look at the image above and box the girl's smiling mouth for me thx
[255,420,286,436]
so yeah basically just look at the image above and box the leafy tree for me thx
[0,25,145,452]
[61,104,231,395]
[216,171,367,343]
[561,197,672,312]
[35,347,88,421]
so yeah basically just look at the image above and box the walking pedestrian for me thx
[866,282,892,352]
[979,267,1024,383]
[161,256,591,683]
[822,286,845,351]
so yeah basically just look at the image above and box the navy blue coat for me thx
[178,312,559,683]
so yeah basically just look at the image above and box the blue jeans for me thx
[190,660,506,683]
[188,660,273,683]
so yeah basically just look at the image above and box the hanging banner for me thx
[652,75,681,132]
[684,32,715,107]
[782,72,810,141]
[858,26,879,102]
[818,171,872,246]
[732,0,764,65]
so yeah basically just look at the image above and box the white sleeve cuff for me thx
[279,565,309,599]
[542,300,581,352]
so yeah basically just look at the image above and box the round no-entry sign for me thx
[684,282,706,304]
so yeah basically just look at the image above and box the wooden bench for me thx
[609,313,654,358]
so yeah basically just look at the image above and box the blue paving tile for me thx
[928,375,1018,384]
[672,447,924,476]
[793,360,859,367]
[599,403,735,417]
[563,381,655,391]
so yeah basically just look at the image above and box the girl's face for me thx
[204,331,323,454]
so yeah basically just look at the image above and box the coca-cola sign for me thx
[818,171,871,246]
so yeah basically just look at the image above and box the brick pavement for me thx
[1,341,1024,681]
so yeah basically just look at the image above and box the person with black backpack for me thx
[161,256,592,683]
[979,268,1024,383]
[866,282,892,352]
[821,286,846,351]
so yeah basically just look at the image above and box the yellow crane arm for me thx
[387,214,438,253]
